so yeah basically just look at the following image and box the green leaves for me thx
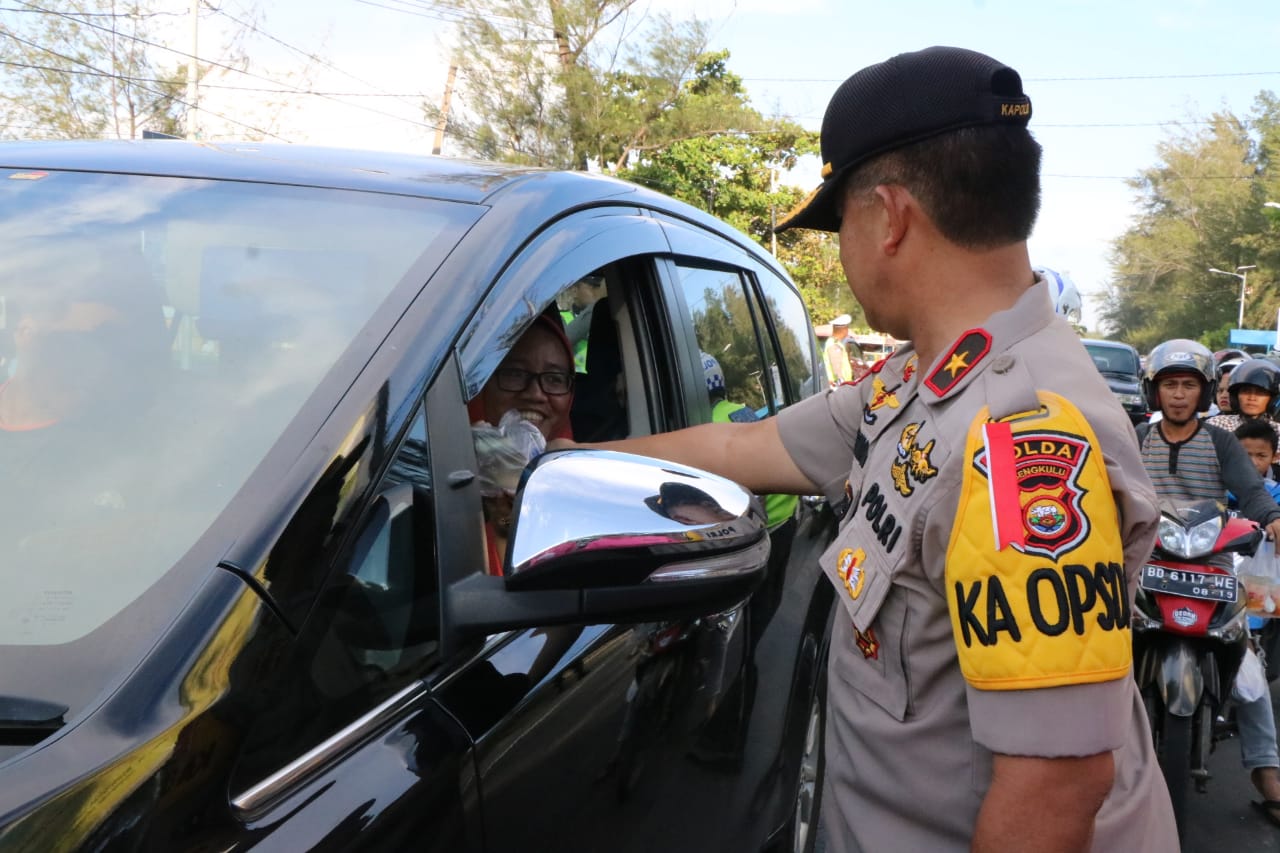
[1104,94,1280,352]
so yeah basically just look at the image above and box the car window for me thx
[234,408,438,788]
[0,169,476,647]
[752,271,819,405]
[1084,342,1140,377]
[672,262,772,417]
[464,257,668,572]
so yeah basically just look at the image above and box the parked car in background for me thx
[0,141,837,853]
[1082,338,1148,423]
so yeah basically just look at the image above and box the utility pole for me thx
[770,168,778,256]
[186,0,199,140]
[432,63,457,156]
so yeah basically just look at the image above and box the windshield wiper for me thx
[0,695,68,746]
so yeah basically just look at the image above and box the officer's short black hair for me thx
[843,125,1042,249]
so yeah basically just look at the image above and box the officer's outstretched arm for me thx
[549,418,818,496]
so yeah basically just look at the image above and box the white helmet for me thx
[1035,266,1082,323]
[701,351,725,395]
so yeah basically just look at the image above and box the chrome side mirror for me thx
[507,449,770,588]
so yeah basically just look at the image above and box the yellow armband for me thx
[946,391,1132,690]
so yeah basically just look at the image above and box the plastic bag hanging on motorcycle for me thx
[1239,544,1280,618]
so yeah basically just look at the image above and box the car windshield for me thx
[0,168,472,650]
[1084,343,1139,377]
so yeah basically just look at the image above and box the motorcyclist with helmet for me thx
[1137,339,1280,822]
[1212,351,1249,416]
[1208,358,1280,437]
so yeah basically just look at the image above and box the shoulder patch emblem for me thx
[890,421,938,497]
[925,329,991,397]
[838,547,868,600]
[972,429,1091,560]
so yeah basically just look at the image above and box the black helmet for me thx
[1142,339,1214,412]
[1228,358,1280,415]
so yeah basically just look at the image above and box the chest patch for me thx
[890,421,938,497]
[863,376,901,424]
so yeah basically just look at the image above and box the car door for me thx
[427,205,765,852]
[224,402,485,851]
[655,218,839,850]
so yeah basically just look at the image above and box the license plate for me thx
[1140,564,1238,603]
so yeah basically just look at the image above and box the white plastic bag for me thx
[471,409,547,497]
[1234,646,1269,703]
[1240,544,1280,618]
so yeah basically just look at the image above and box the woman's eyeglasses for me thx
[493,367,574,396]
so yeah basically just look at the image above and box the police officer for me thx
[553,46,1176,850]
[824,313,854,385]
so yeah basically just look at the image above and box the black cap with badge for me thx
[776,46,1033,234]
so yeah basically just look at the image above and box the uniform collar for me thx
[917,276,1054,406]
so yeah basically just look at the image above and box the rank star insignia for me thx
[854,624,879,660]
[862,376,901,424]
[890,421,938,497]
[925,329,992,398]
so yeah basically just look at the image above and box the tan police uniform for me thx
[776,278,1177,851]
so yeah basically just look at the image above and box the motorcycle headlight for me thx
[1157,514,1223,560]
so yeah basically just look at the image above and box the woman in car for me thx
[467,309,575,573]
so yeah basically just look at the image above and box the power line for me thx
[742,70,1280,84]
[205,1,430,106]
[0,5,187,16]
[352,0,467,23]
[0,29,291,141]
[6,0,441,133]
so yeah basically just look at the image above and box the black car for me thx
[0,141,838,852]
[1082,338,1149,424]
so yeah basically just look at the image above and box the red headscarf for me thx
[467,310,575,441]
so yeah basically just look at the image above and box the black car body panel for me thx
[0,141,836,851]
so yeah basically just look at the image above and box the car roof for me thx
[0,139,594,202]
[1080,338,1138,352]
[0,139,789,280]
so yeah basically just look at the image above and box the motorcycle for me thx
[1132,498,1263,837]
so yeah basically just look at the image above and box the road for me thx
[814,678,1280,852]
[1181,677,1280,852]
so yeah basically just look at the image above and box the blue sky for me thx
[178,0,1280,330]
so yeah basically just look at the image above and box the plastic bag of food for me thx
[1240,544,1280,619]
[471,409,546,497]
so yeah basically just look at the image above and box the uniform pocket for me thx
[833,587,911,721]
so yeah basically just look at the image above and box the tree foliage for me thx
[1101,91,1280,353]
[428,1,771,172]
[0,0,187,139]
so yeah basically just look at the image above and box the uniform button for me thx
[992,354,1015,374]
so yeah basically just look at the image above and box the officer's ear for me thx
[873,184,914,256]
